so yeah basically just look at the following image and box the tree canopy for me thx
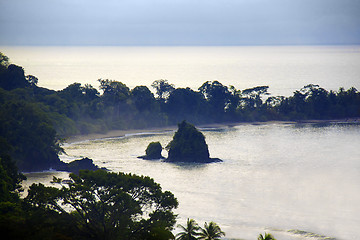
[151,79,175,101]
[25,170,178,240]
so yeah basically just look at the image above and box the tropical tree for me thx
[25,75,38,87]
[176,218,200,240]
[151,79,175,101]
[0,64,29,90]
[130,85,156,111]
[198,81,231,118]
[241,85,269,110]
[25,170,179,240]
[257,232,276,240]
[166,87,206,123]
[98,78,130,105]
[0,52,9,73]
[198,221,225,240]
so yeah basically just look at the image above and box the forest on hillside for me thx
[0,52,359,171]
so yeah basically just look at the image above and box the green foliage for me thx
[131,85,155,112]
[145,142,163,159]
[199,81,231,120]
[198,222,225,240]
[166,88,207,124]
[98,78,130,105]
[0,151,28,239]
[152,79,175,101]
[176,219,225,240]
[25,170,179,240]
[166,121,210,162]
[176,218,200,240]
[25,75,38,87]
[0,96,63,171]
[0,64,29,90]
[258,232,276,240]
[0,52,9,66]
[241,86,269,110]
[0,146,25,202]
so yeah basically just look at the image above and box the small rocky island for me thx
[57,157,105,174]
[165,121,221,163]
[138,141,165,160]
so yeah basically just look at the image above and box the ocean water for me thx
[8,46,360,239]
[24,122,360,240]
[2,46,360,96]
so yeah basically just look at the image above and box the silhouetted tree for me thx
[151,79,175,101]
[98,79,130,105]
[0,138,26,202]
[83,84,100,101]
[199,81,231,120]
[131,85,156,111]
[198,222,225,240]
[258,232,276,240]
[0,52,9,73]
[25,75,38,87]
[26,170,178,240]
[0,100,63,171]
[241,86,269,110]
[176,219,200,240]
[59,82,84,102]
[0,64,29,90]
[166,88,206,124]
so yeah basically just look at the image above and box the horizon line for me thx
[1,43,360,48]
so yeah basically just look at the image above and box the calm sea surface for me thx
[2,46,360,96]
[24,123,360,240]
[7,46,359,239]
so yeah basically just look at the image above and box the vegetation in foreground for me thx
[176,218,226,240]
[0,153,276,240]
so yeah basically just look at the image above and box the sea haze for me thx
[25,122,360,240]
[2,45,360,96]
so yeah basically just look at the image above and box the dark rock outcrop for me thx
[57,157,105,174]
[138,141,164,160]
[165,121,221,163]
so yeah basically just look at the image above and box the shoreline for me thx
[65,118,359,144]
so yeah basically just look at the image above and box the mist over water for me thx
[15,45,360,239]
[2,46,360,96]
[23,123,360,240]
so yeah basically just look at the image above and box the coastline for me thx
[65,118,359,144]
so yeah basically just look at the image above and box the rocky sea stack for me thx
[138,141,164,160]
[166,121,221,163]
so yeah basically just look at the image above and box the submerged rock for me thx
[165,121,221,163]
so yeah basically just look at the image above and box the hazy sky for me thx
[1,0,359,46]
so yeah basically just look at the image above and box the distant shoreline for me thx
[65,118,359,144]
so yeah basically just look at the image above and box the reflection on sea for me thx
[24,122,360,240]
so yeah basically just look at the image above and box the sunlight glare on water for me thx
[49,123,360,240]
[2,46,360,97]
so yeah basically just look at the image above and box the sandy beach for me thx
[65,118,359,144]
